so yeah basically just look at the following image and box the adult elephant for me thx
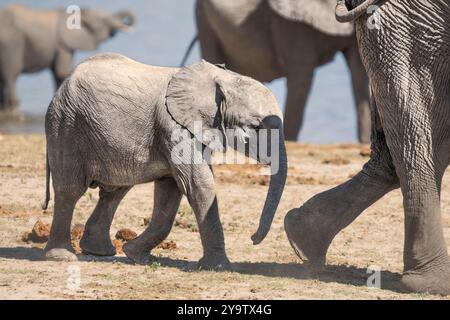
[182,0,371,142]
[0,4,135,111]
[285,0,450,295]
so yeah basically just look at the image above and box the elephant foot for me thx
[45,247,78,262]
[122,240,154,265]
[284,207,337,269]
[401,261,450,296]
[79,233,116,256]
[197,253,231,271]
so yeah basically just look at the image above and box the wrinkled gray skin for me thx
[0,4,135,111]
[286,0,450,295]
[43,53,287,270]
[186,0,371,142]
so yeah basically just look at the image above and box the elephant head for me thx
[58,8,136,51]
[166,60,287,245]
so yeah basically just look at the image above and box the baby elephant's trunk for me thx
[251,116,287,245]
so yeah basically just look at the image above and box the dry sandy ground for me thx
[0,134,449,300]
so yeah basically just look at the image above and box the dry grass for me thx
[0,134,449,299]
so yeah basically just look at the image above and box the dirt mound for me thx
[115,228,137,241]
[113,228,137,254]
[71,224,85,240]
[22,221,85,253]
[21,223,141,255]
[70,224,85,254]
[22,220,50,243]
[112,239,124,254]
[157,240,177,250]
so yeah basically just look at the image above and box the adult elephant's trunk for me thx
[251,117,288,245]
[335,0,381,23]
[114,10,136,27]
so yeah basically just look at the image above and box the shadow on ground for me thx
[0,246,404,294]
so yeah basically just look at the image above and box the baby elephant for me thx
[43,53,287,270]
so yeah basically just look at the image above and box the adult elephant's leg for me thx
[0,44,21,110]
[343,41,371,144]
[123,178,182,264]
[80,186,131,256]
[400,165,450,295]
[2,76,19,110]
[285,96,399,267]
[283,70,315,141]
[0,79,4,109]
[387,130,450,294]
[51,49,74,89]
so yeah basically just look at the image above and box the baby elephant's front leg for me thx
[123,178,182,264]
[125,165,230,270]
[184,166,230,270]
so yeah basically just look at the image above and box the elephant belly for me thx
[202,0,282,82]
[16,8,58,73]
[84,147,172,188]
[91,164,171,188]
[22,33,57,73]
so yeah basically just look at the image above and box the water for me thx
[0,0,358,143]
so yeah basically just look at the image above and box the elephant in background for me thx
[182,0,371,142]
[285,0,450,295]
[42,53,287,270]
[0,4,135,111]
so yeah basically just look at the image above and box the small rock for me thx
[143,218,150,226]
[115,228,137,241]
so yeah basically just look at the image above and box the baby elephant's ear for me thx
[166,61,225,147]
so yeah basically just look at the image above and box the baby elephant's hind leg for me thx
[45,184,87,261]
[80,186,131,256]
[124,178,182,264]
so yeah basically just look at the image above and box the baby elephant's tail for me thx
[42,151,50,210]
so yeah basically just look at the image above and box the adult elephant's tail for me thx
[42,150,51,210]
[179,35,199,67]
